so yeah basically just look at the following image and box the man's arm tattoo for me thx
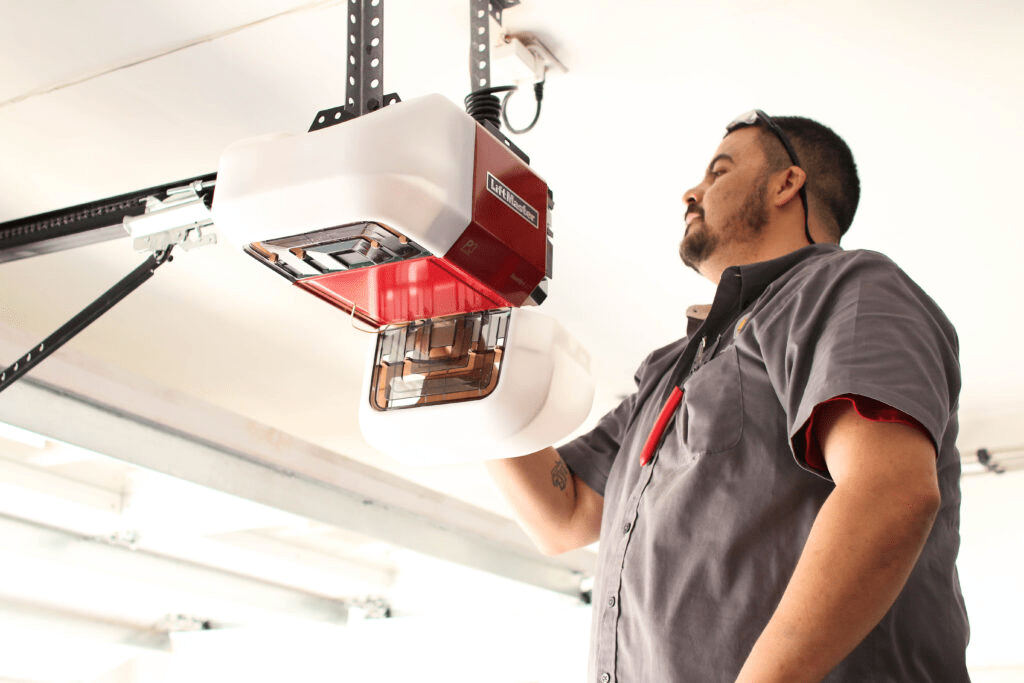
[551,458,569,491]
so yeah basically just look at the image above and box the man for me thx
[486,110,970,682]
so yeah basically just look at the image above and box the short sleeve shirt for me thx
[559,244,970,682]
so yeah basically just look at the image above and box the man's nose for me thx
[683,185,702,206]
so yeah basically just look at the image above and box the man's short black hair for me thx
[756,116,860,242]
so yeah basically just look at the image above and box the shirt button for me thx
[608,596,616,608]
[622,522,631,533]
[600,673,611,683]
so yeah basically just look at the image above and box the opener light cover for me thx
[359,307,594,465]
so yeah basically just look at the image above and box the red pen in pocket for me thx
[639,386,684,466]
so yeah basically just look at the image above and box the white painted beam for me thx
[0,326,596,598]
[0,453,123,515]
[0,451,395,595]
[209,529,397,591]
[0,598,173,653]
[0,512,349,626]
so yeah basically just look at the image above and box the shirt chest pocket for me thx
[680,345,744,454]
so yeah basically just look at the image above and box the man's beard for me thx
[679,174,771,273]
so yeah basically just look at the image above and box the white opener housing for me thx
[212,94,594,465]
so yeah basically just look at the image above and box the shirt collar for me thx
[732,243,842,309]
[685,243,842,336]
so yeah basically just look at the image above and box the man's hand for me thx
[734,401,941,683]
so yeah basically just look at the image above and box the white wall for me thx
[960,469,1024,678]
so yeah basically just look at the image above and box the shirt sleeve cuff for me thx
[796,394,934,475]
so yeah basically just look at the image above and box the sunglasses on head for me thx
[726,109,813,245]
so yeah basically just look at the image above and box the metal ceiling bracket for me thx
[309,0,400,132]
[470,0,493,91]
[347,0,385,115]
[975,448,1006,474]
[470,0,521,89]
[124,178,217,253]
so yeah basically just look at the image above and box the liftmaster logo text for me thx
[486,173,539,228]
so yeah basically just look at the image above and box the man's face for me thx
[679,126,772,274]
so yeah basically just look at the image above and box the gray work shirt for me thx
[560,244,970,682]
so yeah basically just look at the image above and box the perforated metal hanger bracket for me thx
[469,0,520,91]
[309,0,401,132]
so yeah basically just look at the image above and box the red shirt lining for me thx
[800,394,932,473]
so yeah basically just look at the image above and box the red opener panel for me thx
[443,125,549,307]
[296,256,512,328]
[286,123,547,326]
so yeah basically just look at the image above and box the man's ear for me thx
[771,166,807,208]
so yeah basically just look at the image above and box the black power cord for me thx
[465,73,546,135]
[464,85,517,130]
[501,75,545,134]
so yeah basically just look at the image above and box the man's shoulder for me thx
[773,246,958,347]
[791,246,904,281]
[778,246,934,304]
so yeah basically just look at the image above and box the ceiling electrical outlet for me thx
[515,34,567,75]
[492,33,566,85]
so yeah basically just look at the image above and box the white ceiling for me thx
[2,0,1023,466]
[1,0,1023,679]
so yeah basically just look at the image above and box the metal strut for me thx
[469,0,520,92]
[470,0,492,91]
[0,173,216,394]
[0,247,175,395]
[309,0,399,132]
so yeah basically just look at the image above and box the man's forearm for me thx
[734,480,939,683]
[485,447,602,555]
